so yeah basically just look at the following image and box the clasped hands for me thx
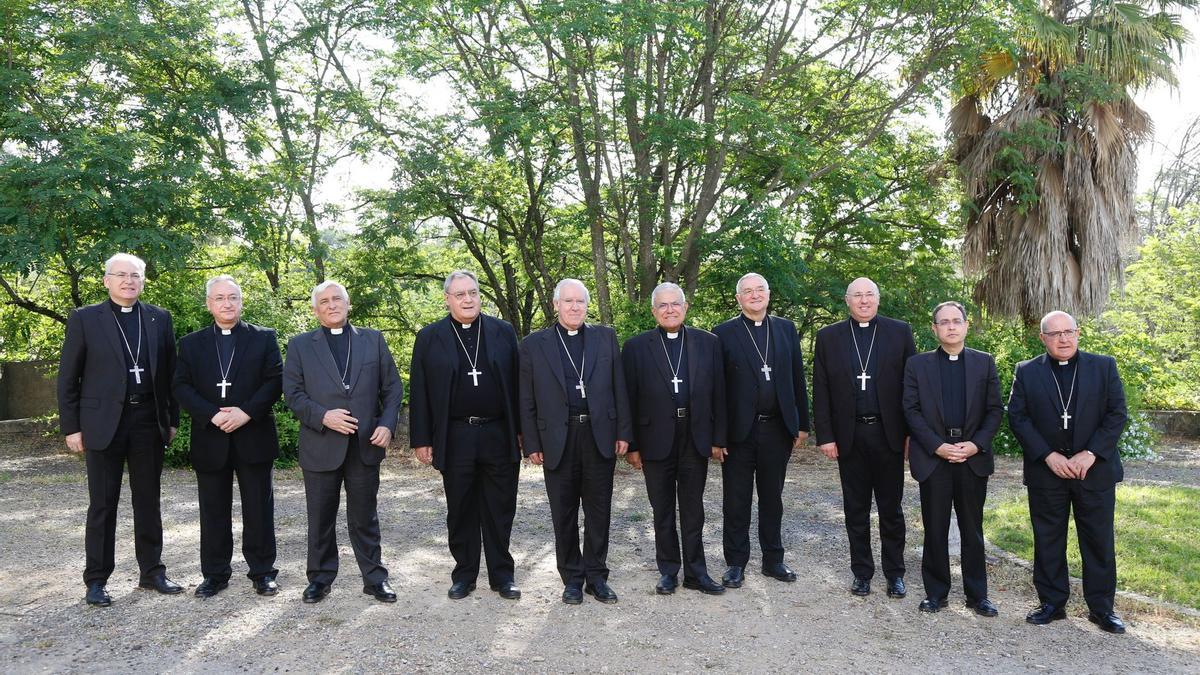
[322,408,392,447]
[210,407,251,433]
[1044,450,1096,480]
[935,441,980,463]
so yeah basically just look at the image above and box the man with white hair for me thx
[622,282,727,596]
[173,275,283,598]
[1008,311,1128,634]
[283,280,403,604]
[712,273,810,589]
[519,278,632,605]
[813,277,915,599]
[58,252,182,607]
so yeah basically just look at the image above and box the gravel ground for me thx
[1,423,1198,674]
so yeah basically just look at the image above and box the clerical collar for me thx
[851,316,877,329]
[558,324,583,337]
[658,326,683,340]
[108,299,139,314]
[323,324,348,336]
[217,323,238,336]
[455,317,478,331]
[741,314,766,327]
[938,346,963,362]
[1052,353,1078,368]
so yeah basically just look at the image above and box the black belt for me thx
[946,427,963,439]
[755,413,776,421]
[125,393,155,405]
[451,416,500,426]
[856,415,878,424]
[567,414,590,424]
[674,408,689,419]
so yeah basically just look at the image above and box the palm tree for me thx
[950,0,1194,323]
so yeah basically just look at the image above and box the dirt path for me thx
[1,427,1197,673]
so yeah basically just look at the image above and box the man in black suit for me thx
[813,277,915,598]
[58,252,183,607]
[519,278,632,605]
[410,270,522,601]
[622,282,727,596]
[902,301,1002,616]
[712,273,810,589]
[283,281,404,604]
[173,275,282,598]
[1009,310,1128,634]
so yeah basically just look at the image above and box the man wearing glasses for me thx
[813,277,915,599]
[58,253,182,607]
[902,302,1002,616]
[1008,311,1129,634]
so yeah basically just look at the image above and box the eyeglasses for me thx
[935,318,966,327]
[1042,329,1077,339]
[654,301,684,311]
[847,292,877,300]
[107,272,143,281]
[738,285,767,296]
[449,289,480,301]
[209,294,241,304]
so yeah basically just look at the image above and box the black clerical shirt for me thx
[851,318,881,416]
[937,347,966,432]
[322,324,351,390]
[215,323,238,397]
[449,318,504,418]
[108,300,152,395]
[657,326,690,409]
[557,325,588,415]
[1050,354,1080,452]
[741,315,780,416]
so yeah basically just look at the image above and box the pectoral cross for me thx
[217,378,231,399]
[857,371,871,391]
[760,363,772,381]
[130,364,144,384]
[670,375,682,393]
[467,367,481,387]
[576,379,587,398]
[1061,409,1071,430]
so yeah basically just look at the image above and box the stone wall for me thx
[1145,410,1200,439]
[0,361,58,420]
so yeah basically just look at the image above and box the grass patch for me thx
[985,484,1200,609]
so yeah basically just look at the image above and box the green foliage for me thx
[166,400,301,470]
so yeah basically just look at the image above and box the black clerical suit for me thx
[518,323,633,587]
[813,314,915,582]
[58,300,180,585]
[409,314,521,588]
[1008,351,1127,615]
[903,347,1002,603]
[173,321,282,584]
[711,314,810,569]
[283,324,403,586]
[622,326,727,581]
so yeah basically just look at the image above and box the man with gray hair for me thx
[622,282,727,595]
[283,280,403,604]
[58,253,182,607]
[1008,310,1128,634]
[519,278,632,605]
[174,275,283,598]
[410,271,522,601]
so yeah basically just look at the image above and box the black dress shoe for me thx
[491,581,521,600]
[655,574,678,595]
[762,563,797,582]
[1026,603,1067,625]
[850,577,870,596]
[1088,611,1126,634]
[584,581,618,604]
[139,574,184,595]
[85,582,111,607]
[448,581,476,600]
[302,581,331,604]
[682,576,726,595]
[364,580,397,603]
[722,566,745,589]
[966,597,999,617]
[886,577,906,598]
[562,585,583,605]
[919,597,948,613]
[194,578,229,598]
[253,576,279,596]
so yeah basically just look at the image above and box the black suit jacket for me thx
[409,314,521,470]
[712,314,810,443]
[621,327,727,460]
[902,348,1002,482]
[518,323,633,471]
[173,322,283,471]
[812,315,915,453]
[57,301,180,450]
[1008,351,1127,491]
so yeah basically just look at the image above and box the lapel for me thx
[220,321,251,387]
[1071,352,1089,447]
[732,314,765,374]
[923,352,944,427]
[582,323,599,382]
[347,325,367,392]
[647,329,675,391]
[684,326,700,392]
[538,327,568,394]
[962,348,980,424]
[842,319,861,381]
[95,303,127,366]
[311,327,346,390]
[1033,353,1062,420]
[143,304,159,378]
[438,316,462,375]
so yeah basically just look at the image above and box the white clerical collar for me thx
[567,329,579,336]
[858,321,870,327]
[330,327,344,335]
[120,305,134,313]
[1058,360,1069,366]
[221,328,232,335]
[461,322,473,330]
[948,353,959,361]
[666,331,679,339]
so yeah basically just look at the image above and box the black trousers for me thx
[543,421,615,587]
[83,400,165,585]
[919,460,988,602]
[722,415,792,568]
[1028,482,1117,614]
[302,438,388,585]
[642,420,711,580]
[441,420,519,586]
[195,437,277,583]
[837,420,906,581]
